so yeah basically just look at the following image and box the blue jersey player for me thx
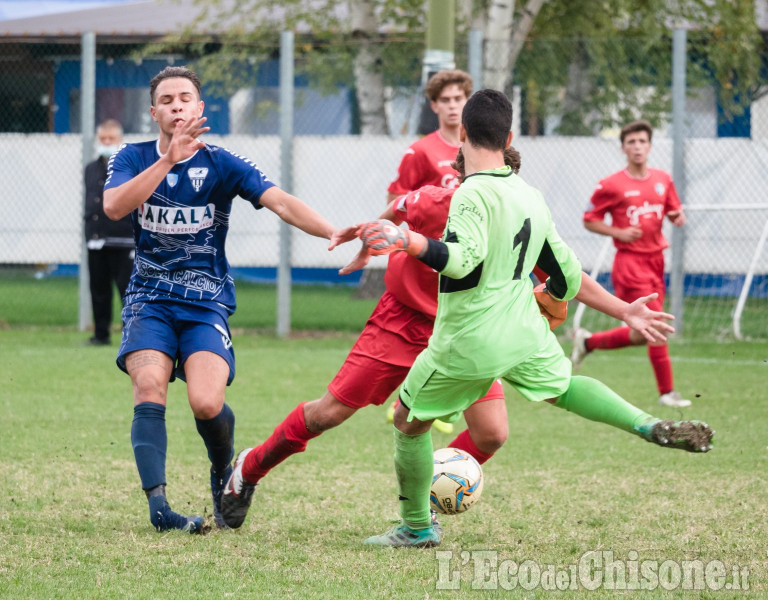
[104,66,353,533]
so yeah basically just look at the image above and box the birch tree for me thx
[466,0,546,94]
[166,0,762,137]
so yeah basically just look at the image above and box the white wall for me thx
[2,134,767,274]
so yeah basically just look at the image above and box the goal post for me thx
[570,204,768,341]
[571,236,613,333]
[733,214,768,340]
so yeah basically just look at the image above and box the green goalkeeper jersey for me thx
[429,165,582,379]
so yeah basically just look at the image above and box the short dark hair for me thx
[149,66,202,105]
[620,120,653,144]
[425,69,473,102]
[461,89,512,151]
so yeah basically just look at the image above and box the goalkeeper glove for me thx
[533,282,568,330]
[359,219,426,256]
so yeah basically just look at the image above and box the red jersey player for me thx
[571,120,690,408]
[385,69,474,432]
[386,69,472,203]
[219,154,518,529]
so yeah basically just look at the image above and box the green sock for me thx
[555,376,656,435]
[393,427,433,530]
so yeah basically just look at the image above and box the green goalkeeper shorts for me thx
[399,331,571,423]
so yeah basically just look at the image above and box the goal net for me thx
[571,204,768,341]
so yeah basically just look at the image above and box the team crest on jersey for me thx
[188,168,209,192]
[655,183,665,196]
[166,173,179,187]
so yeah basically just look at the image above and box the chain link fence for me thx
[1,32,767,338]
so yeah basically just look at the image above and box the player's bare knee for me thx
[305,409,345,432]
[305,414,339,433]
[304,394,353,432]
[474,426,507,453]
[188,396,224,420]
[394,405,431,435]
[131,376,167,406]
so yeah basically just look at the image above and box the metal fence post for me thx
[78,32,96,331]
[277,30,294,338]
[468,29,483,90]
[670,27,687,334]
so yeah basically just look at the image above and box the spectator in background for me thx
[571,120,690,408]
[83,119,134,346]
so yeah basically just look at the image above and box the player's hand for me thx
[615,226,643,243]
[667,209,686,227]
[533,283,567,330]
[624,292,675,343]
[359,219,411,255]
[338,245,370,275]
[328,224,362,250]
[165,116,209,164]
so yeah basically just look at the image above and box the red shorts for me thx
[329,294,505,409]
[611,250,665,311]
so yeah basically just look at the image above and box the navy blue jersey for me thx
[105,140,275,314]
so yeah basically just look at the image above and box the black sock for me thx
[195,403,235,475]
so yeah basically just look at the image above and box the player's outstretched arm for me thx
[329,224,363,251]
[623,293,675,343]
[576,274,674,343]
[260,187,337,240]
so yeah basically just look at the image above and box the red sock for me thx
[648,345,673,394]
[242,402,320,483]
[447,429,494,465]
[586,326,632,351]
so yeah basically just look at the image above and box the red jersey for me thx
[387,130,461,196]
[584,168,681,254]
[381,186,453,319]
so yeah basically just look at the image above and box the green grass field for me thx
[1,275,767,598]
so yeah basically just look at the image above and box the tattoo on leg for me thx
[127,351,165,371]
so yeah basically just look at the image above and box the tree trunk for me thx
[349,0,388,135]
[483,0,547,93]
[483,0,516,92]
[353,265,387,299]
[557,38,593,135]
[348,1,388,298]
[509,0,547,69]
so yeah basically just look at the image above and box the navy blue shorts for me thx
[117,301,236,385]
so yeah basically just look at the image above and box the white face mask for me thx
[96,144,119,158]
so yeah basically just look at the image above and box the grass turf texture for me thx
[2,327,767,598]
[1,274,767,597]
[2,271,766,341]
[0,270,378,332]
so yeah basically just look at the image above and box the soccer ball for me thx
[430,447,484,515]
